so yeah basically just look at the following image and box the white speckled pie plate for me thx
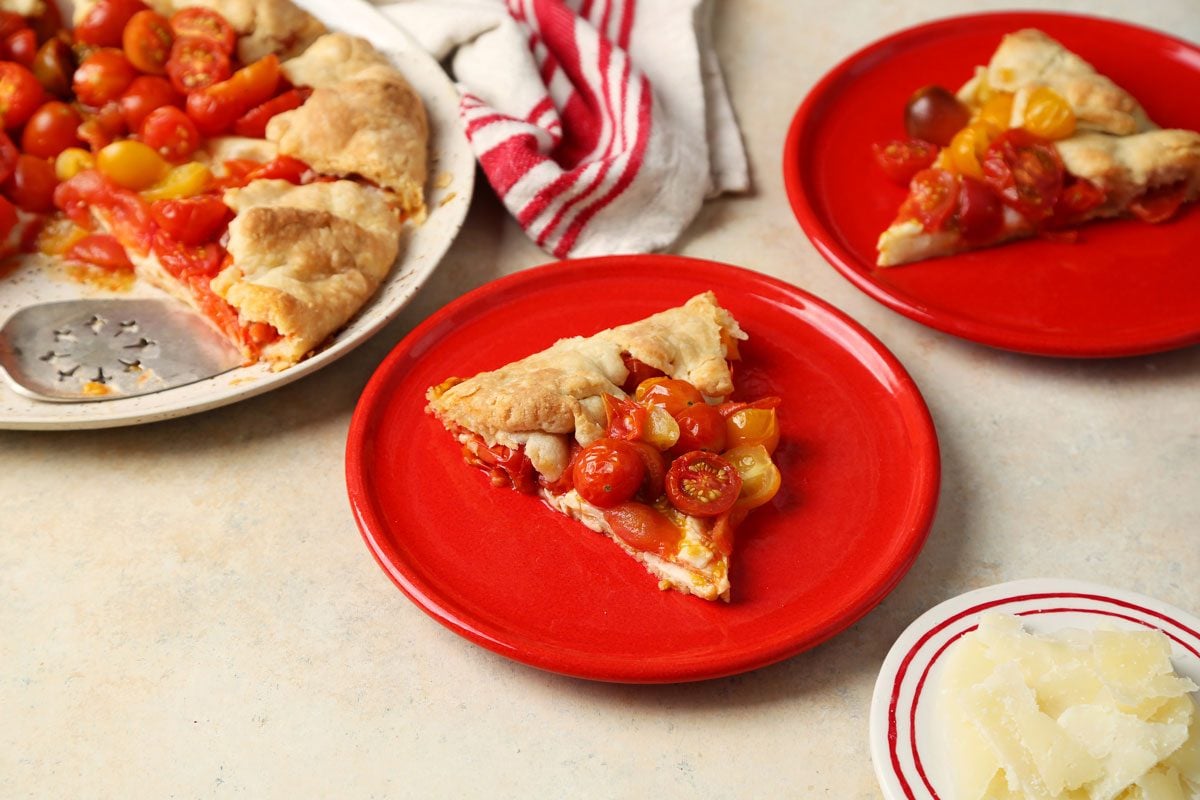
[870,578,1200,800]
[0,0,474,430]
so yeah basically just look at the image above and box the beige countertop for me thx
[4,1,1199,797]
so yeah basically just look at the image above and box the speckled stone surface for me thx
[3,1,1198,798]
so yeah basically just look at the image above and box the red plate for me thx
[345,256,939,683]
[784,12,1200,357]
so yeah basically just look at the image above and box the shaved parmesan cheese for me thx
[940,614,1200,800]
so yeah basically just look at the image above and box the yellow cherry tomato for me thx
[96,140,170,190]
[1022,86,1076,140]
[947,122,994,179]
[642,405,681,451]
[977,91,1015,132]
[54,147,95,181]
[723,444,782,511]
[140,161,213,201]
[725,408,780,454]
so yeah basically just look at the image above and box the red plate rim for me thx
[345,256,941,682]
[783,11,1200,358]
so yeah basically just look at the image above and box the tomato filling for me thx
[459,432,538,495]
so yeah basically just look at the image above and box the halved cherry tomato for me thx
[31,38,74,97]
[572,438,646,509]
[0,129,19,185]
[166,35,231,94]
[21,100,82,159]
[0,195,16,244]
[185,54,279,135]
[1022,86,1075,141]
[946,122,993,179]
[626,441,668,502]
[715,396,782,419]
[123,10,173,75]
[149,195,229,246]
[604,502,682,558]
[602,393,647,441]
[140,161,212,201]
[151,230,224,280]
[0,62,44,128]
[140,105,200,162]
[65,233,133,271]
[4,153,58,212]
[665,451,741,517]
[169,8,236,54]
[634,377,704,417]
[724,407,779,454]
[76,0,150,47]
[981,129,1064,223]
[243,155,311,184]
[1054,179,1107,225]
[872,138,938,185]
[119,75,180,131]
[671,402,727,456]
[4,28,36,67]
[233,88,306,138]
[1129,181,1189,224]
[977,91,1015,132]
[620,353,664,394]
[955,175,1004,243]
[723,445,782,511]
[901,168,960,231]
[73,49,137,107]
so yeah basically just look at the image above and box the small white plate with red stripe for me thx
[869,578,1200,800]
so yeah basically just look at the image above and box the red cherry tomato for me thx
[626,441,668,502]
[166,35,231,95]
[664,451,741,517]
[21,100,82,159]
[901,168,960,232]
[602,393,648,441]
[169,8,236,55]
[1129,181,1188,224]
[634,377,705,417]
[54,170,155,255]
[75,0,150,47]
[4,28,37,67]
[123,10,173,75]
[149,196,229,246]
[185,54,279,135]
[66,233,133,271]
[572,438,647,509]
[603,502,683,557]
[955,175,1004,243]
[243,155,311,185]
[119,75,181,132]
[232,88,306,138]
[4,153,58,212]
[140,105,200,162]
[0,62,44,128]
[981,129,1065,223]
[73,49,137,108]
[1053,179,1107,225]
[671,402,727,456]
[151,230,225,279]
[0,130,19,185]
[872,138,938,185]
[620,354,664,394]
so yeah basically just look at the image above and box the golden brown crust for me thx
[267,39,429,217]
[1056,129,1200,213]
[426,292,745,446]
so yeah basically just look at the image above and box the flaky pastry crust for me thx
[1057,129,1200,214]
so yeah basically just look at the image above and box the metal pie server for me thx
[0,299,244,402]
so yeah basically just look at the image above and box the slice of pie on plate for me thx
[875,28,1200,267]
[426,292,785,602]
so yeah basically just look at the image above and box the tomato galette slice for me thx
[426,293,784,602]
[873,28,1200,266]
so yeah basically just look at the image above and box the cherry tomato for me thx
[981,129,1064,223]
[4,153,58,212]
[232,88,307,138]
[119,75,181,131]
[242,155,311,184]
[151,230,224,279]
[73,49,137,107]
[166,35,231,94]
[169,8,236,55]
[4,28,36,67]
[1022,86,1075,141]
[0,130,18,185]
[620,353,664,394]
[955,175,1004,243]
[65,233,133,271]
[54,147,96,181]
[946,122,993,180]
[725,407,780,454]
[723,445,782,511]
[31,38,74,97]
[140,105,199,162]
[0,62,44,128]
[96,139,169,190]
[76,0,150,47]
[626,441,668,501]
[185,54,279,135]
[55,170,155,255]
[572,438,647,509]
[140,161,212,200]
[1129,181,1189,224]
[0,12,22,42]
[602,393,647,441]
[904,85,970,147]
[901,168,960,231]
[634,377,704,418]
[604,502,682,557]
[664,451,741,518]
[123,10,173,75]
[715,396,782,419]
[872,138,938,185]
[672,402,727,456]
[978,92,1015,132]
[0,195,16,243]
[21,101,82,159]
[76,101,128,152]
[149,195,229,246]
[1055,179,1106,223]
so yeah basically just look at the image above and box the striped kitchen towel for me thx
[373,0,749,258]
